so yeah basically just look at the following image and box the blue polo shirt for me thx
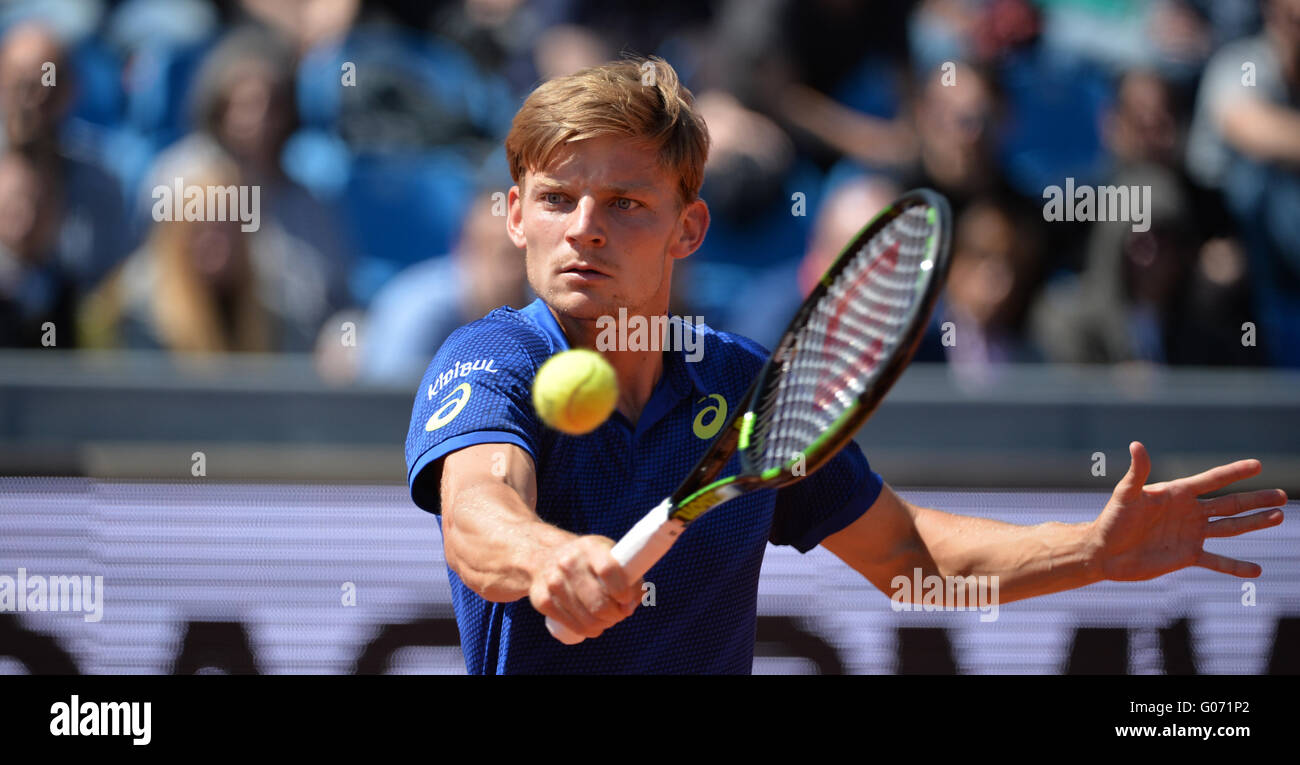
[405,298,883,673]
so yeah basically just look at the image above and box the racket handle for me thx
[546,498,684,645]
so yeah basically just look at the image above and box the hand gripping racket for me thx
[547,189,953,644]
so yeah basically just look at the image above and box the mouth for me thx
[559,262,612,280]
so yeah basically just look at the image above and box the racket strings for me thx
[749,205,937,473]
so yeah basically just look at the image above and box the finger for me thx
[589,548,636,605]
[534,579,596,640]
[1206,508,1285,538]
[549,559,609,637]
[582,539,642,615]
[1178,458,1263,496]
[612,577,645,617]
[1115,441,1151,501]
[1195,550,1262,578]
[568,557,628,627]
[1201,489,1288,518]
[570,541,633,622]
[622,591,641,616]
[570,577,620,628]
[546,599,591,640]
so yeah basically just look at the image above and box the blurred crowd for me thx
[0,0,1297,383]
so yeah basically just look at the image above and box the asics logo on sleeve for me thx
[426,383,472,431]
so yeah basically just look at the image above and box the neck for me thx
[549,304,666,424]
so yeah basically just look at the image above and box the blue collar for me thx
[521,298,570,352]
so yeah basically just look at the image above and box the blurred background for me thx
[0,0,1298,674]
[0,0,1298,369]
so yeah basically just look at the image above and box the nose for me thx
[565,196,606,249]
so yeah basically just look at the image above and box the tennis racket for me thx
[547,188,953,644]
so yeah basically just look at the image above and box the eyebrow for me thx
[531,177,659,197]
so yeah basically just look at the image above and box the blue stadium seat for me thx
[281,128,352,201]
[124,40,212,148]
[998,47,1110,196]
[68,37,124,127]
[832,55,904,120]
[341,150,476,304]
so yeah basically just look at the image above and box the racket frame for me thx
[664,189,952,524]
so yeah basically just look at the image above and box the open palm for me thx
[1092,442,1286,581]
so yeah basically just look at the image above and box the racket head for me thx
[737,188,952,483]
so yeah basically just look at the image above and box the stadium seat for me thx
[123,40,212,148]
[341,150,476,304]
[68,37,124,127]
[998,47,1110,197]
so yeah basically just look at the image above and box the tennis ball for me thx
[532,349,619,435]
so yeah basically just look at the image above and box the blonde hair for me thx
[505,56,710,207]
[82,157,271,354]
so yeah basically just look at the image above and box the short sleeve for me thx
[769,441,884,552]
[1200,43,1265,117]
[404,317,551,513]
[1187,38,1281,186]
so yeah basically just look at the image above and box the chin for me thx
[538,279,618,314]
[542,287,617,321]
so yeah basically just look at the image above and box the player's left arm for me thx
[822,441,1287,605]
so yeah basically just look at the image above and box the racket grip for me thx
[545,498,684,645]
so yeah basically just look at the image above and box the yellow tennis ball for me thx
[532,349,619,435]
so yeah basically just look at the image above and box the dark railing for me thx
[2,351,1297,491]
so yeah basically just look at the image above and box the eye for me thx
[614,197,640,210]
[541,192,567,205]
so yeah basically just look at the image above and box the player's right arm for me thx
[439,442,643,640]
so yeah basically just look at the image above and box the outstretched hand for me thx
[1090,442,1286,581]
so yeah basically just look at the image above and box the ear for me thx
[668,198,709,260]
[506,185,527,249]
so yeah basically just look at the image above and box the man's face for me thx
[507,134,707,321]
[0,29,66,149]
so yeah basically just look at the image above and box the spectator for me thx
[0,21,130,312]
[532,24,611,82]
[359,192,529,383]
[901,61,1071,273]
[0,150,69,347]
[940,198,1042,385]
[1100,68,1255,366]
[435,0,572,94]
[1039,0,1211,81]
[705,0,915,170]
[1185,0,1300,366]
[152,26,347,267]
[901,63,1012,214]
[1104,70,1181,171]
[238,0,358,56]
[143,26,350,348]
[1030,164,1206,365]
[80,156,274,353]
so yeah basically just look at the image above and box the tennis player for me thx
[404,58,1286,674]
